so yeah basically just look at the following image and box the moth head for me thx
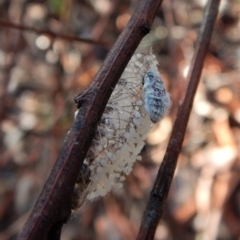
[145,70,155,78]
[144,70,159,83]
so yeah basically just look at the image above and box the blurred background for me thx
[0,0,240,239]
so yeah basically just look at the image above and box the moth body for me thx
[143,70,171,123]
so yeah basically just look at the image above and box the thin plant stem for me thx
[0,20,106,45]
[17,0,163,239]
[137,0,221,239]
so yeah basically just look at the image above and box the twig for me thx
[0,20,106,45]
[17,0,163,239]
[137,0,221,239]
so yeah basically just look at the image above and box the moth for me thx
[74,52,171,208]
[143,70,171,123]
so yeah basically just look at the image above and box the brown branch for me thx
[137,0,221,239]
[0,20,107,45]
[17,0,163,239]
